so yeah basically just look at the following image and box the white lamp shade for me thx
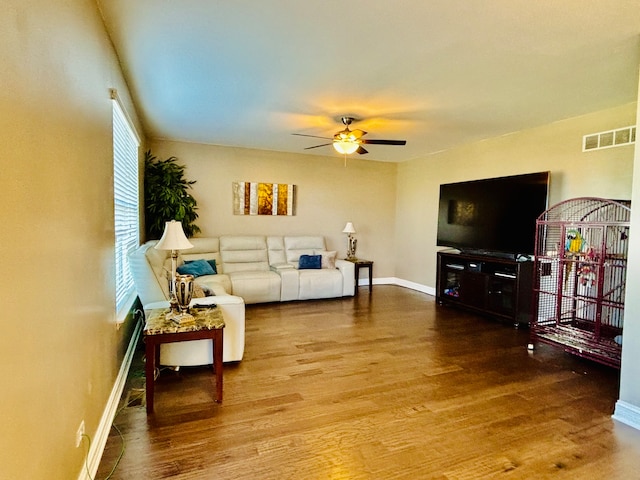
[154,220,194,251]
[333,140,359,155]
[342,222,356,234]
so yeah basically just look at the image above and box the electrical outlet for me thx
[75,420,85,448]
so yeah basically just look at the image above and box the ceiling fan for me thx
[293,116,407,155]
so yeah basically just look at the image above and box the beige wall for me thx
[0,1,143,478]
[148,140,398,277]
[395,103,636,290]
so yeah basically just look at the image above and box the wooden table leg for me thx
[214,330,224,402]
[145,339,156,414]
[368,264,373,292]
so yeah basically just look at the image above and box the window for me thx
[112,89,140,319]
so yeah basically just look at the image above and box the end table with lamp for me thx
[143,306,225,414]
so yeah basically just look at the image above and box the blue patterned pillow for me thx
[177,259,215,277]
[298,254,322,269]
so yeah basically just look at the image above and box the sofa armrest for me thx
[129,243,170,307]
[336,259,355,296]
[270,263,296,271]
[194,295,245,362]
[275,268,299,302]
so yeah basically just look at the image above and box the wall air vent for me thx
[583,126,636,152]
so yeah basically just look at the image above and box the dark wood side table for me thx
[347,259,374,294]
[143,307,225,414]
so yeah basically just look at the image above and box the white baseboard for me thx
[77,318,142,480]
[389,277,436,296]
[613,400,640,431]
[362,277,436,297]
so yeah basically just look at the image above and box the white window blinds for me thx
[112,91,140,318]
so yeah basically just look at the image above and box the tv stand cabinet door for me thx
[459,271,488,310]
[486,275,516,317]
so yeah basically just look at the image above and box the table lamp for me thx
[342,222,357,261]
[154,220,194,307]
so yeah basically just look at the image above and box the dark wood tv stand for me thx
[436,250,534,327]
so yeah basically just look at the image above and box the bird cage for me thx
[530,197,630,368]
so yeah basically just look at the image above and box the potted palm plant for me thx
[144,150,201,239]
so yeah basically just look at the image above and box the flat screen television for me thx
[437,171,549,258]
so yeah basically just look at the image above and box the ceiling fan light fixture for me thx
[294,115,406,156]
[337,130,355,141]
[333,140,359,155]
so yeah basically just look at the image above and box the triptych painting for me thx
[233,182,296,216]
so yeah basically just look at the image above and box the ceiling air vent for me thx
[583,126,636,152]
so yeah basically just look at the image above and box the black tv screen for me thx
[437,172,549,257]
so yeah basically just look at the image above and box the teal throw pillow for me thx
[298,254,322,269]
[185,258,217,274]
[177,259,216,277]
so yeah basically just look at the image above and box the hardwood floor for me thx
[97,286,640,479]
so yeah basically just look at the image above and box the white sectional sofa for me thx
[129,235,355,366]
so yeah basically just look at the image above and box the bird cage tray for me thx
[533,325,622,368]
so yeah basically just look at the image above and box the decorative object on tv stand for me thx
[342,222,357,260]
[154,220,194,322]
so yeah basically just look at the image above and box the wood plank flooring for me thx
[96,285,640,479]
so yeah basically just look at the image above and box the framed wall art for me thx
[233,181,296,216]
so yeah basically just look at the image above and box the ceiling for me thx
[97,0,640,162]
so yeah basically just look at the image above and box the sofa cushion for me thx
[298,269,343,300]
[220,235,270,273]
[284,236,326,264]
[177,259,216,277]
[267,236,287,265]
[315,250,337,269]
[182,238,223,273]
[278,268,299,302]
[196,274,232,296]
[299,254,322,269]
[228,270,281,303]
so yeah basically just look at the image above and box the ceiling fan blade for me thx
[356,146,368,155]
[304,143,332,150]
[361,139,407,146]
[292,133,333,140]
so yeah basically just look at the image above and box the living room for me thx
[2,1,640,479]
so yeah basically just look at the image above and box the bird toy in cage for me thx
[577,247,597,288]
[577,263,596,287]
